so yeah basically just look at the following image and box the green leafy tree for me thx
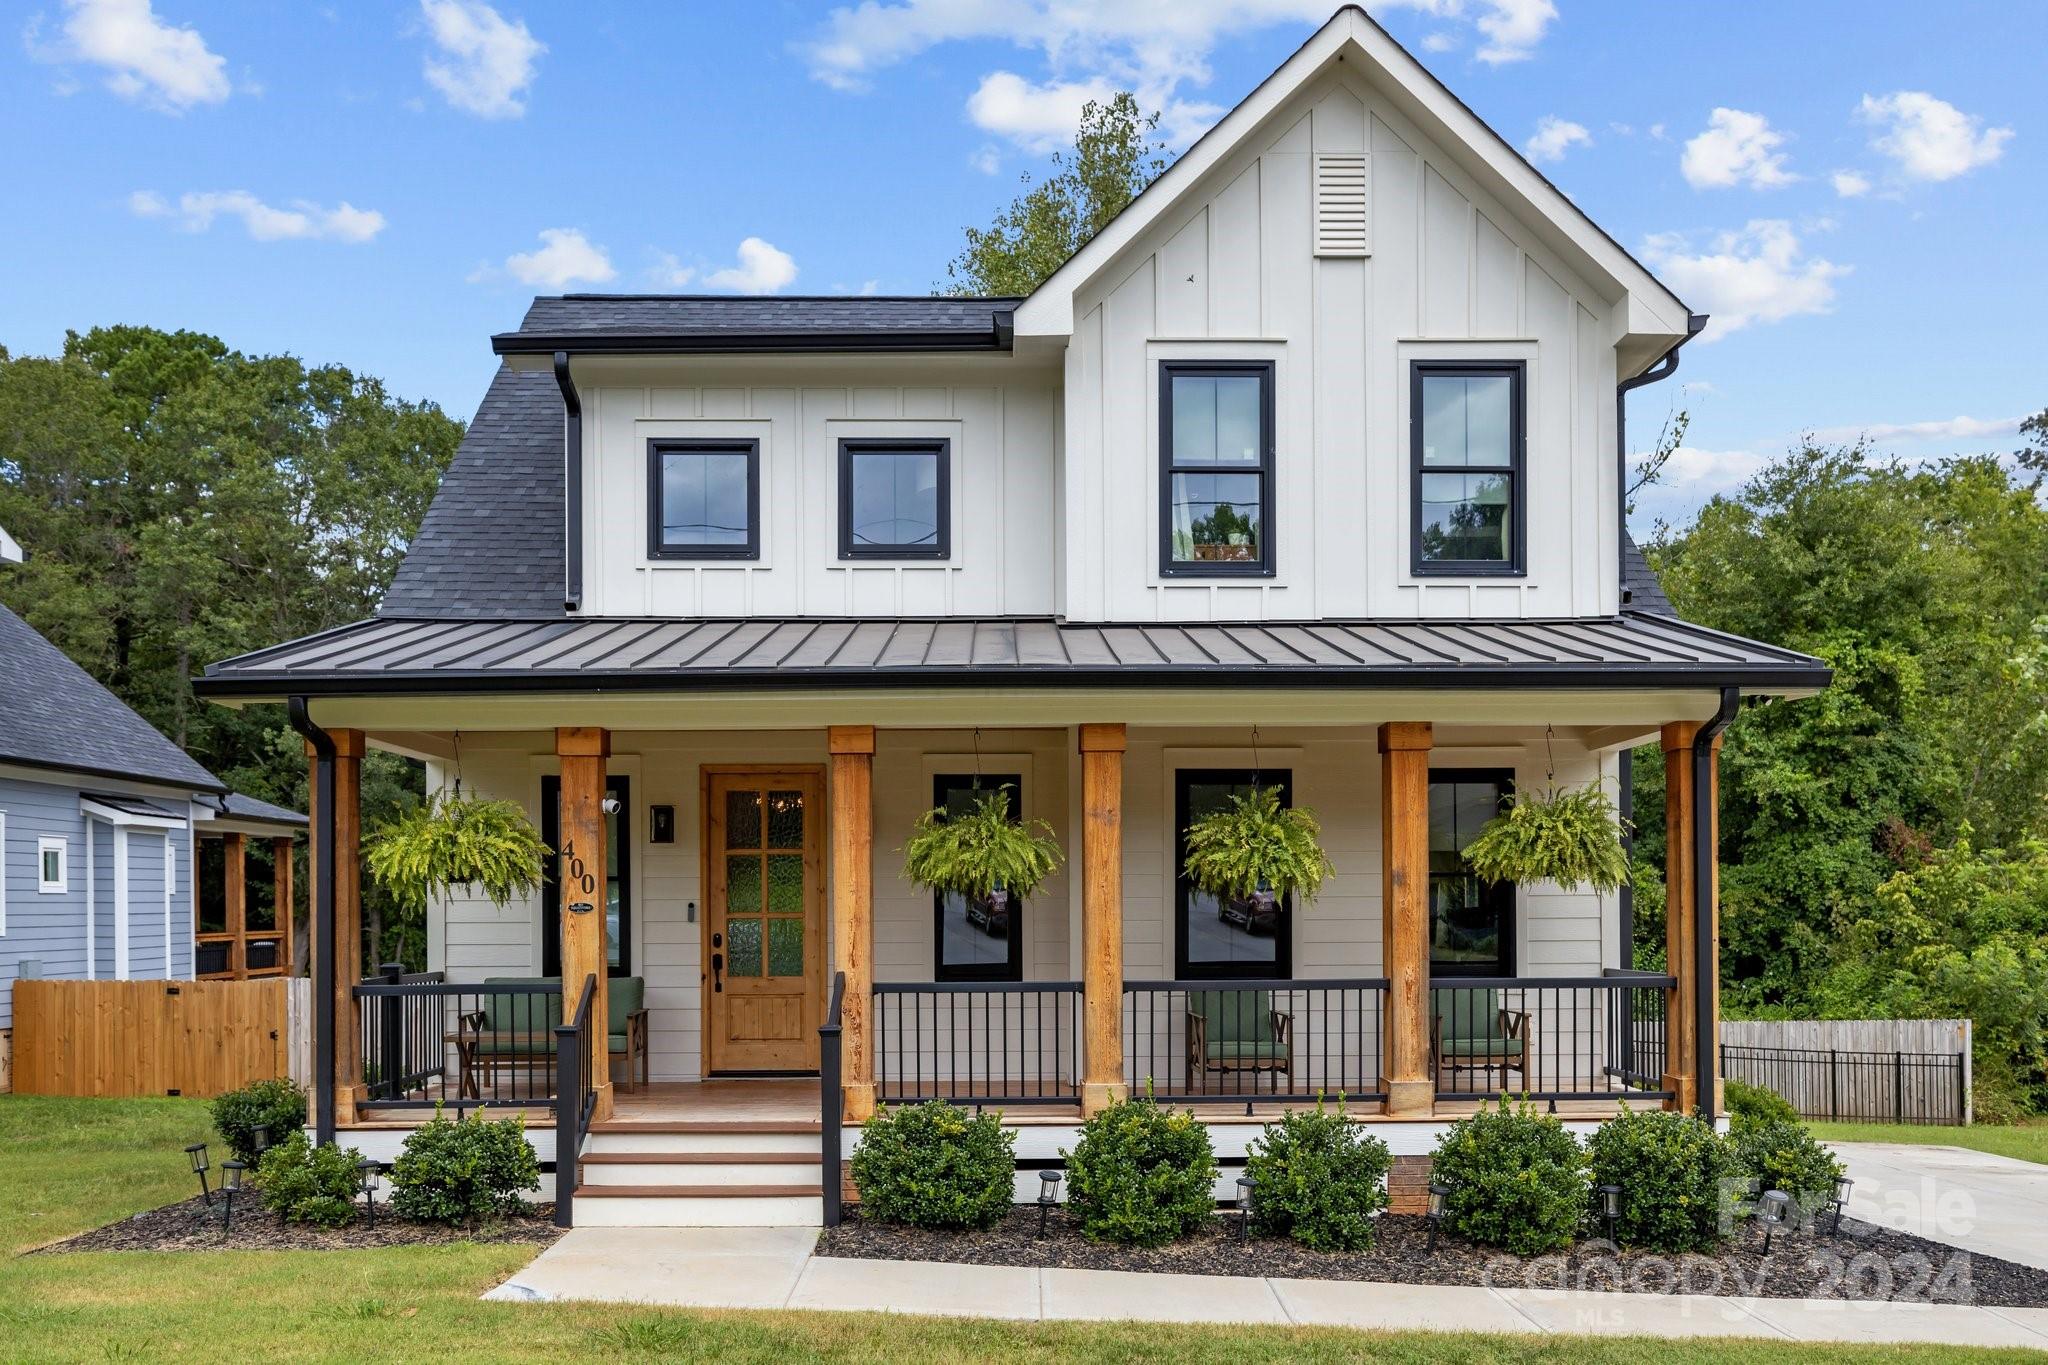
[946,93,1167,295]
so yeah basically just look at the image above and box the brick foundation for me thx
[1388,1154,1433,1214]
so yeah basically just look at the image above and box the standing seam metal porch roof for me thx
[197,612,1830,697]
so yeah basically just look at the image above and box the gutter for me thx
[287,697,337,1147]
[494,317,1017,358]
[1615,312,1709,606]
[1693,685,1740,1118]
[553,352,582,613]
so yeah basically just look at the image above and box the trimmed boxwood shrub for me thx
[211,1077,308,1165]
[1726,1078,1800,1130]
[389,1107,540,1225]
[1585,1107,1736,1252]
[1429,1097,1587,1256]
[1243,1099,1393,1251]
[1064,1096,1218,1247]
[1732,1118,1846,1218]
[850,1102,1017,1230]
[255,1131,365,1227]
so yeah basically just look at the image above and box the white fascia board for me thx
[79,796,187,830]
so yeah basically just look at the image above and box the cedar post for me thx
[1079,723,1129,1115]
[273,836,294,978]
[1378,721,1434,1116]
[556,727,613,1122]
[829,725,877,1121]
[309,728,365,1126]
[1661,721,1705,1113]
[224,832,248,981]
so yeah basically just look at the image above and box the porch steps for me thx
[572,1125,827,1226]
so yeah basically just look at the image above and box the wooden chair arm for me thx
[1498,1008,1532,1040]
[1186,1010,1208,1056]
[458,1010,486,1037]
[1270,1011,1292,1047]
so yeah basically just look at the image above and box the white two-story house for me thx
[199,8,1826,1227]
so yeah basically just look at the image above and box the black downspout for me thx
[1615,312,1708,604]
[288,696,337,1147]
[554,351,583,613]
[1617,757,1634,968]
[1694,685,1740,1119]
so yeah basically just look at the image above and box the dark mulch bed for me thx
[819,1209,2048,1308]
[31,1195,564,1254]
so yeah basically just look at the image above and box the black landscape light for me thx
[1756,1189,1790,1254]
[358,1158,384,1227]
[251,1126,272,1162]
[1597,1183,1622,1245]
[185,1143,212,1206]
[1036,1170,1063,1237]
[220,1160,247,1234]
[1426,1183,1450,1254]
[1827,1176,1853,1236]
[1236,1175,1257,1244]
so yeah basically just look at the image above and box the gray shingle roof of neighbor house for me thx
[206,791,309,829]
[493,295,1023,354]
[0,601,225,792]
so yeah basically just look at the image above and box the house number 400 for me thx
[561,842,596,894]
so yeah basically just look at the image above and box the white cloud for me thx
[968,143,1002,175]
[1830,169,1871,198]
[419,0,543,119]
[1681,108,1797,189]
[130,189,385,242]
[1856,91,2012,183]
[1471,0,1556,65]
[37,0,230,111]
[1634,444,1770,492]
[648,252,696,288]
[704,237,798,293]
[1806,414,2024,446]
[1420,31,1456,53]
[502,228,614,287]
[1640,220,1848,339]
[1524,116,1590,164]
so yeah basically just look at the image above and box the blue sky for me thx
[6,1,2039,531]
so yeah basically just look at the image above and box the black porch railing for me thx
[553,973,597,1229]
[1720,1044,1968,1125]
[1123,978,1391,1105]
[820,971,846,1228]
[353,975,564,1110]
[874,981,1081,1106]
[1431,975,1675,1102]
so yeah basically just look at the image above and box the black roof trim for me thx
[492,294,1022,356]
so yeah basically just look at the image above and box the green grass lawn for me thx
[2,1095,2042,1363]
[1812,1118,2048,1166]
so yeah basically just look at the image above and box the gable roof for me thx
[493,295,1020,356]
[1010,6,1692,374]
[0,602,224,792]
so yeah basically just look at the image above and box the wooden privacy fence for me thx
[12,978,297,1099]
[1720,1019,1973,1126]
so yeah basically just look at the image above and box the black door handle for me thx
[711,952,723,992]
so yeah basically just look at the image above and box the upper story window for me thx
[838,439,950,560]
[1412,362,1525,576]
[1160,361,1275,577]
[648,439,759,560]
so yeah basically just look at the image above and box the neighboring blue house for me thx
[0,529,299,1086]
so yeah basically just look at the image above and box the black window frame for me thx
[646,438,761,561]
[1409,360,1527,577]
[1173,767,1293,980]
[929,772,1026,983]
[1426,767,1516,979]
[1158,360,1277,578]
[541,773,633,978]
[836,437,952,561]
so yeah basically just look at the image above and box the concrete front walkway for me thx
[1832,1141,2048,1272]
[483,1227,2048,1348]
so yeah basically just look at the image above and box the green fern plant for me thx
[901,789,1063,899]
[1462,783,1631,893]
[365,789,550,911]
[1181,785,1334,904]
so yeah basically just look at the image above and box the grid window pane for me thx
[847,450,939,549]
[765,790,804,848]
[766,854,804,913]
[1418,472,1511,563]
[727,917,762,978]
[1169,472,1263,564]
[767,918,805,976]
[1170,374,1263,465]
[725,853,762,913]
[1420,374,1512,467]
[659,449,751,547]
[726,789,762,848]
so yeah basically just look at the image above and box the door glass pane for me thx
[848,450,940,549]
[727,917,762,978]
[660,449,751,547]
[1420,374,1512,467]
[1169,472,1262,564]
[1170,374,1262,465]
[766,854,804,913]
[726,788,762,848]
[765,790,804,848]
[1418,472,1511,562]
[725,853,762,912]
[767,918,805,976]
[605,801,622,969]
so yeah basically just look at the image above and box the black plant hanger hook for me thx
[1251,724,1264,790]
[1543,722,1557,788]
[453,730,464,799]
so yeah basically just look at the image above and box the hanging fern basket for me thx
[901,788,1064,902]
[1180,785,1335,907]
[1461,783,1632,893]
[364,789,551,911]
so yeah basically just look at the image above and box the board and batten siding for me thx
[572,357,1061,620]
[1062,67,1620,623]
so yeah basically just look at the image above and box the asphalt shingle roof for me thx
[496,295,1020,351]
[210,791,308,827]
[1622,534,1678,618]
[0,602,224,792]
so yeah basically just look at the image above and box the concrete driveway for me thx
[1830,1142,2048,1271]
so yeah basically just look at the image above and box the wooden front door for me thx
[705,769,825,1073]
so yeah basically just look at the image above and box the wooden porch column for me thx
[1378,722,1434,1116]
[829,725,876,1121]
[273,836,294,978]
[1661,722,1723,1116]
[308,728,365,1126]
[224,832,248,981]
[556,727,613,1123]
[1079,723,1128,1116]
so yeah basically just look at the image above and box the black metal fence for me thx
[1720,1044,1969,1125]
[1431,975,1675,1102]
[1123,978,1391,1106]
[873,981,1081,1106]
[353,974,563,1110]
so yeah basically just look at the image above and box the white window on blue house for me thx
[38,835,68,893]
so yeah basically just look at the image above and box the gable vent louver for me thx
[1314,152,1370,257]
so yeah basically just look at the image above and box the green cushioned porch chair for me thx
[455,975,649,1097]
[1430,987,1533,1093]
[1185,989,1293,1093]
